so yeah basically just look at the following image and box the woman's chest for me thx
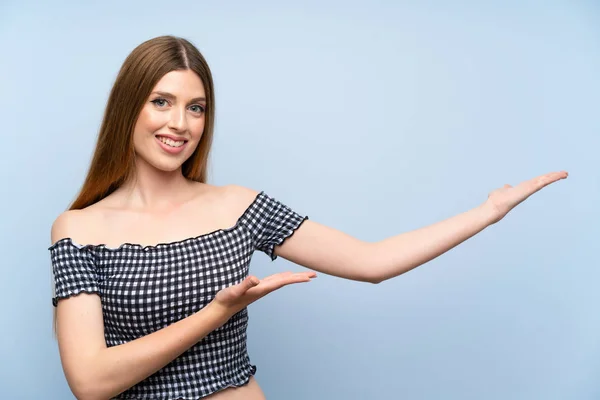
[93,230,254,336]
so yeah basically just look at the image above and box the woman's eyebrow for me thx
[151,91,206,103]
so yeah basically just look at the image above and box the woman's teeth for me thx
[158,136,185,147]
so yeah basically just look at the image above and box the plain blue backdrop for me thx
[1,1,598,399]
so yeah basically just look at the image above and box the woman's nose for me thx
[167,107,188,132]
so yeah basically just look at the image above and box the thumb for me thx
[240,276,260,293]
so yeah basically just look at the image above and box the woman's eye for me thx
[151,98,168,107]
[190,105,206,114]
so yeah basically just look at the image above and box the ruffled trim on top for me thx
[265,216,309,261]
[52,289,101,307]
[48,191,266,253]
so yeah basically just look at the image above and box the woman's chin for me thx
[137,157,186,174]
[134,148,195,174]
[154,161,185,173]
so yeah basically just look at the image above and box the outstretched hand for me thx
[212,271,317,315]
[483,170,568,224]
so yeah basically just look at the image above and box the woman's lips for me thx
[155,135,188,154]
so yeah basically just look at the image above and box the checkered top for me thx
[49,191,308,399]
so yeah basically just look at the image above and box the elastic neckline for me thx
[48,190,265,252]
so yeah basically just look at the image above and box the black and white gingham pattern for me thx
[240,191,308,261]
[49,191,308,399]
[50,242,99,306]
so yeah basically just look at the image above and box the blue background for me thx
[1,1,598,398]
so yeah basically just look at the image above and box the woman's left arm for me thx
[275,171,568,283]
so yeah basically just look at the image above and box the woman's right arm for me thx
[56,292,231,400]
[52,213,316,400]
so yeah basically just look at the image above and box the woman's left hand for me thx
[482,170,568,224]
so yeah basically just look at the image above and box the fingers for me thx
[515,171,568,193]
[537,171,568,185]
[261,271,293,282]
[216,271,315,306]
[533,171,568,191]
[261,271,316,282]
[214,271,317,309]
[252,271,317,292]
[282,271,317,282]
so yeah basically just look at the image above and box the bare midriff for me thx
[200,377,266,400]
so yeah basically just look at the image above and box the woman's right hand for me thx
[212,271,317,316]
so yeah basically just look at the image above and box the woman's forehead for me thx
[152,70,206,98]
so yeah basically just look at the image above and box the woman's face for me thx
[133,69,207,172]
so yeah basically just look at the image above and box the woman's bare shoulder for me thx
[50,201,108,245]
[50,209,95,245]
[189,183,261,225]
[218,184,261,214]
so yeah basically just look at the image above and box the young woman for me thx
[49,35,568,400]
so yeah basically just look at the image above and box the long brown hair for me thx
[70,35,216,210]
[53,36,216,335]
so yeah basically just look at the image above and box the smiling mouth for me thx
[156,135,187,148]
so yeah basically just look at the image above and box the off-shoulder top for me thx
[49,191,308,399]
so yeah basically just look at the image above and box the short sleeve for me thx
[49,239,100,306]
[240,192,308,260]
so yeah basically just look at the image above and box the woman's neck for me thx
[113,158,198,211]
